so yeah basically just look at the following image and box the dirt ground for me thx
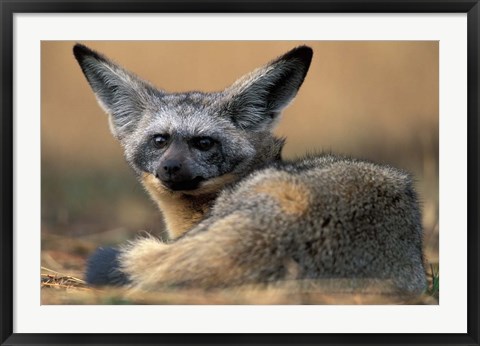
[41,237,438,305]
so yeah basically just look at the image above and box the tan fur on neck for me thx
[141,173,237,239]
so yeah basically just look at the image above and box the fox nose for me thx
[154,158,203,191]
[161,159,182,176]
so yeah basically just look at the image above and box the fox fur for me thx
[74,44,427,295]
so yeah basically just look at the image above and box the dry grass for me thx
[40,263,439,305]
[40,233,438,305]
[41,267,89,290]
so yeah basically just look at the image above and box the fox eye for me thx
[152,134,169,149]
[193,137,215,151]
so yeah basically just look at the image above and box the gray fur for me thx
[186,155,426,293]
[74,44,427,295]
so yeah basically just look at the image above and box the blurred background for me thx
[41,41,438,282]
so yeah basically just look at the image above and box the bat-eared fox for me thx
[74,44,427,295]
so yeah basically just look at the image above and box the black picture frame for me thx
[1,1,479,345]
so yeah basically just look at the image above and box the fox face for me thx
[122,92,257,193]
[74,44,312,197]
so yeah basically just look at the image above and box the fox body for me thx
[74,44,427,295]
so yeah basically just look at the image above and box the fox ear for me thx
[223,46,313,131]
[73,44,158,139]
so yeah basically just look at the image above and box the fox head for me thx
[73,44,312,196]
